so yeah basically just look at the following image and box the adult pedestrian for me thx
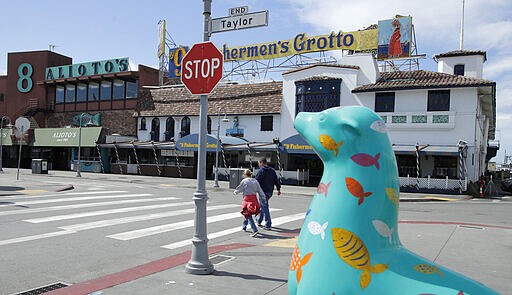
[255,158,281,230]
[233,169,266,237]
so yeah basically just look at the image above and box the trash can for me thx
[32,159,48,174]
[229,168,245,189]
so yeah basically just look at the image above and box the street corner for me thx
[262,227,301,248]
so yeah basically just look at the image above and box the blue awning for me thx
[281,134,315,154]
[175,133,248,152]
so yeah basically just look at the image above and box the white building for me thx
[135,50,497,190]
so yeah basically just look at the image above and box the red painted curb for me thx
[46,243,255,295]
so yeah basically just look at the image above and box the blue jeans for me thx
[257,192,272,228]
[242,215,258,233]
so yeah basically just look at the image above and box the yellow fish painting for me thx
[332,228,388,289]
[414,264,444,276]
[385,187,399,207]
[319,134,343,156]
[289,246,313,284]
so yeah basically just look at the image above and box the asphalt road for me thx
[0,170,511,294]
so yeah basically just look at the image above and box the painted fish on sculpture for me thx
[346,177,372,205]
[332,228,388,289]
[317,181,332,197]
[290,246,313,284]
[308,221,328,240]
[385,187,399,207]
[351,153,381,170]
[319,134,343,156]
[372,220,394,243]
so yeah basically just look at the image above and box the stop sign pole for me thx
[184,0,215,275]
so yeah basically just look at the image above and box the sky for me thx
[0,0,511,164]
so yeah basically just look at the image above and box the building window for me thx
[0,93,4,102]
[180,116,191,137]
[165,117,175,141]
[150,118,160,141]
[88,83,99,101]
[427,90,450,111]
[76,83,87,102]
[126,80,138,98]
[207,117,212,134]
[56,86,65,103]
[100,81,112,100]
[65,84,75,103]
[454,64,465,76]
[113,79,125,100]
[374,92,395,112]
[261,115,273,131]
[295,80,341,115]
[140,118,147,130]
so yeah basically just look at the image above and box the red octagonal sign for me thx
[181,41,223,95]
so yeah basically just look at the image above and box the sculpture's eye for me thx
[319,113,326,122]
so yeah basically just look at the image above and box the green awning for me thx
[33,127,102,147]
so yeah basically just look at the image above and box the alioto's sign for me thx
[45,58,129,80]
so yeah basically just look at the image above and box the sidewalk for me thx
[2,168,509,294]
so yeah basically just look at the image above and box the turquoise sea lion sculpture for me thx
[288,106,498,295]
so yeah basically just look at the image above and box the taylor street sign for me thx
[211,10,268,33]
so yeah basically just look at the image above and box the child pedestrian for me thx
[233,169,267,238]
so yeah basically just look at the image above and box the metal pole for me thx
[16,126,24,181]
[185,0,214,275]
[213,111,220,188]
[76,113,84,177]
[0,116,9,173]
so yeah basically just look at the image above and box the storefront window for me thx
[165,117,175,141]
[56,86,65,103]
[100,81,112,100]
[113,79,125,100]
[180,116,191,137]
[126,81,138,98]
[65,84,75,103]
[76,83,87,102]
[88,82,99,101]
[151,118,160,141]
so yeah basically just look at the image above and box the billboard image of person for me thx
[378,16,412,60]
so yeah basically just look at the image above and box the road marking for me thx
[0,197,178,217]
[59,204,239,232]
[108,209,283,241]
[23,199,185,223]
[0,230,76,246]
[17,189,48,195]
[265,236,298,248]
[160,184,176,187]
[1,193,153,206]
[161,212,305,250]
[2,190,128,200]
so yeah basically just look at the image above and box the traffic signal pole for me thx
[185,0,214,275]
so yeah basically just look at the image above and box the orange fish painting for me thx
[332,228,388,289]
[317,181,332,197]
[319,134,343,156]
[290,246,313,284]
[346,177,372,205]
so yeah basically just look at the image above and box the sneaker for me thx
[242,227,247,232]
[251,231,260,238]
[264,226,272,231]
[257,223,263,228]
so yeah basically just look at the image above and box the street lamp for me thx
[213,107,229,188]
[76,113,92,177]
[0,116,12,173]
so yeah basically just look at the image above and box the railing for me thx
[215,167,310,185]
[379,111,455,129]
[400,175,467,191]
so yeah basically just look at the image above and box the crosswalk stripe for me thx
[2,193,153,206]
[59,204,239,232]
[107,209,283,241]
[23,199,186,223]
[0,197,178,217]
[0,230,76,246]
[160,213,305,250]
[2,191,128,200]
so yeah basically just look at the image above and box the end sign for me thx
[181,42,223,95]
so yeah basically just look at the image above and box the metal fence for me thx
[399,175,467,191]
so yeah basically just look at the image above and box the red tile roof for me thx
[352,70,495,93]
[139,81,282,117]
[434,50,487,61]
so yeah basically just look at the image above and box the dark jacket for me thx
[255,166,281,194]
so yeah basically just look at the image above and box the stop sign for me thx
[181,41,223,95]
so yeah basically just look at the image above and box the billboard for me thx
[377,16,412,60]
[168,46,189,78]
